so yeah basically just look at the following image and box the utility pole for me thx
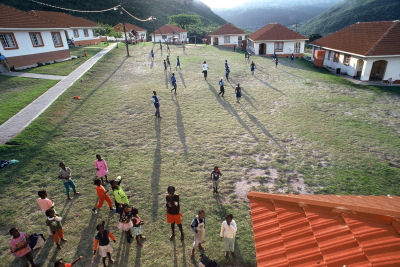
[119,4,130,56]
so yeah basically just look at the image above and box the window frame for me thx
[343,54,350,66]
[333,52,340,63]
[73,29,79,38]
[0,32,19,50]
[51,32,63,48]
[224,35,231,44]
[29,32,44,47]
[274,41,284,52]
[83,29,89,37]
[294,42,301,53]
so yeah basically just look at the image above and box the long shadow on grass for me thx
[33,238,53,266]
[172,239,178,267]
[72,212,98,265]
[207,81,259,142]
[181,240,188,267]
[117,236,130,267]
[178,70,186,88]
[134,245,142,267]
[114,233,125,266]
[228,79,257,110]
[172,95,188,156]
[230,78,257,102]
[165,71,169,89]
[255,77,286,95]
[151,119,161,221]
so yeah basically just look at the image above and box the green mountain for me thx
[1,0,225,32]
[299,0,400,36]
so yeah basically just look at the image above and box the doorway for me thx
[259,43,266,55]
[369,60,387,81]
[213,37,218,45]
[355,59,364,79]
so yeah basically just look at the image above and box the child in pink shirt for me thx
[9,228,37,267]
[37,190,55,214]
[95,154,109,185]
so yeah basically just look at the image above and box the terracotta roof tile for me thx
[248,192,400,267]
[210,23,245,35]
[150,24,186,35]
[311,21,400,56]
[0,4,64,29]
[249,23,307,41]
[29,10,99,28]
[113,23,145,33]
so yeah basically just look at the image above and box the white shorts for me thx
[99,244,113,258]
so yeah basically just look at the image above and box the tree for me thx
[169,14,200,30]
[308,33,322,43]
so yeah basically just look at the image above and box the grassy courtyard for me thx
[0,43,399,266]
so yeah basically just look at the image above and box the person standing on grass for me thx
[150,49,154,61]
[110,178,129,215]
[202,61,208,80]
[190,210,206,258]
[225,66,230,81]
[92,179,114,215]
[167,45,171,55]
[218,78,225,97]
[170,73,177,94]
[9,228,38,267]
[275,57,279,68]
[273,52,277,61]
[159,40,162,52]
[46,209,66,250]
[132,208,146,246]
[166,186,184,241]
[235,83,242,103]
[176,56,181,70]
[0,53,10,72]
[167,55,171,70]
[54,256,83,267]
[94,221,115,267]
[117,204,134,243]
[95,154,109,185]
[152,91,161,118]
[224,60,229,70]
[163,60,167,71]
[211,166,222,193]
[220,214,237,259]
[37,190,55,214]
[290,53,294,63]
[250,61,256,76]
[58,161,79,200]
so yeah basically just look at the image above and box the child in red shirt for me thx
[92,179,114,214]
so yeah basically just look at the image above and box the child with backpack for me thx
[9,228,38,267]
[92,179,114,215]
[190,210,206,258]
[94,221,115,267]
[132,208,146,246]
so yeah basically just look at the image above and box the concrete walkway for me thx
[0,42,117,145]
[0,71,66,80]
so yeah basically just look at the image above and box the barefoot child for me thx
[54,256,83,267]
[220,214,237,258]
[211,166,222,194]
[9,228,37,267]
[190,210,206,258]
[37,190,55,214]
[46,209,66,249]
[94,221,115,267]
[95,154,109,185]
[166,186,184,241]
[132,208,145,246]
[92,179,114,215]
[58,162,79,200]
[117,204,134,243]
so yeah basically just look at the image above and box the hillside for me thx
[0,0,225,32]
[299,0,400,35]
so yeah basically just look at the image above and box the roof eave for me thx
[0,27,69,31]
[249,38,308,42]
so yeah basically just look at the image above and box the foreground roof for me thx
[247,192,400,267]
[311,21,400,56]
[151,24,186,35]
[0,4,63,29]
[29,10,99,28]
[210,23,245,35]
[113,23,145,33]
[249,23,306,41]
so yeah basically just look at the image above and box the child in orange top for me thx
[54,256,83,267]
[94,221,115,267]
[92,179,114,215]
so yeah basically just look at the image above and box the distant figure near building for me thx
[166,55,171,70]
[250,61,256,76]
[0,53,10,72]
[152,91,161,118]
[218,78,225,97]
[290,53,294,63]
[235,83,242,103]
[202,61,208,80]
[170,73,177,94]
[176,56,181,70]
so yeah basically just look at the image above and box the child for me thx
[117,204,134,243]
[250,61,256,76]
[94,221,115,267]
[92,179,114,215]
[132,208,146,246]
[218,78,224,97]
[176,56,181,70]
[291,53,294,63]
[58,161,79,200]
[9,228,37,267]
[224,60,229,70]
[275,57,279,68]
[220,214,237,258]
[95,154,109,185]
[54,256,83,267]
[225,67,230,81]
[37,190,55,214]
[150,49,154,60]
[170,73,177,94]
[152,91,161,118]
[166,186,184,241]
[46,209,65,249]
[202,61,208,80]
[110,178,129,215]
[167,55,171,70]
[163,60,167,71]
[235,83,242,103]
[211,166,222,194]
[190,210,206,258]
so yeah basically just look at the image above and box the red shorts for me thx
[166,212,182,224]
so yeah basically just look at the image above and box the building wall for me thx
[152,33,187,43]
[210,35,245,46]
[67,28,99,42]
[6,49,70,68]
[0,30,68,58]
[251,40,305,56]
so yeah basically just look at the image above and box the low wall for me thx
[7,49,71,68]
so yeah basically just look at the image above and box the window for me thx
[0,32,18,49]
[29,32,44,47]
[328,51,332,60]
[294,42,301,53]
[84,29,89,37]
[224,36,230,44]
[274,42,283,52]
[333,52,339,62]
[343,54,350,66]
[51,32,63,47]
[73,29,79,38]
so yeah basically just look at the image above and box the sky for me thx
[200,0,249,9]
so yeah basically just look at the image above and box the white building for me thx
[311,20,400,83]
[208,23,245,48]
[151,24,187,43]
[0,4,70,70]
[29,10,100,46]
[248,23,307,57]
[113,23,147,42]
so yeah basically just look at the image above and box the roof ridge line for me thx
[365,21,398,56]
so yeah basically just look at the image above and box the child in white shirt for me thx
[220,214,237,258]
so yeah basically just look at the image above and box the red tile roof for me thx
[248,192,400,267]
[29,10,99,28]
[150,24,186,35]
[0,4,64,29]
[210,23,245,35]
[311,21,400,56]
[249,23,306,41]
[113,23,145,33]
